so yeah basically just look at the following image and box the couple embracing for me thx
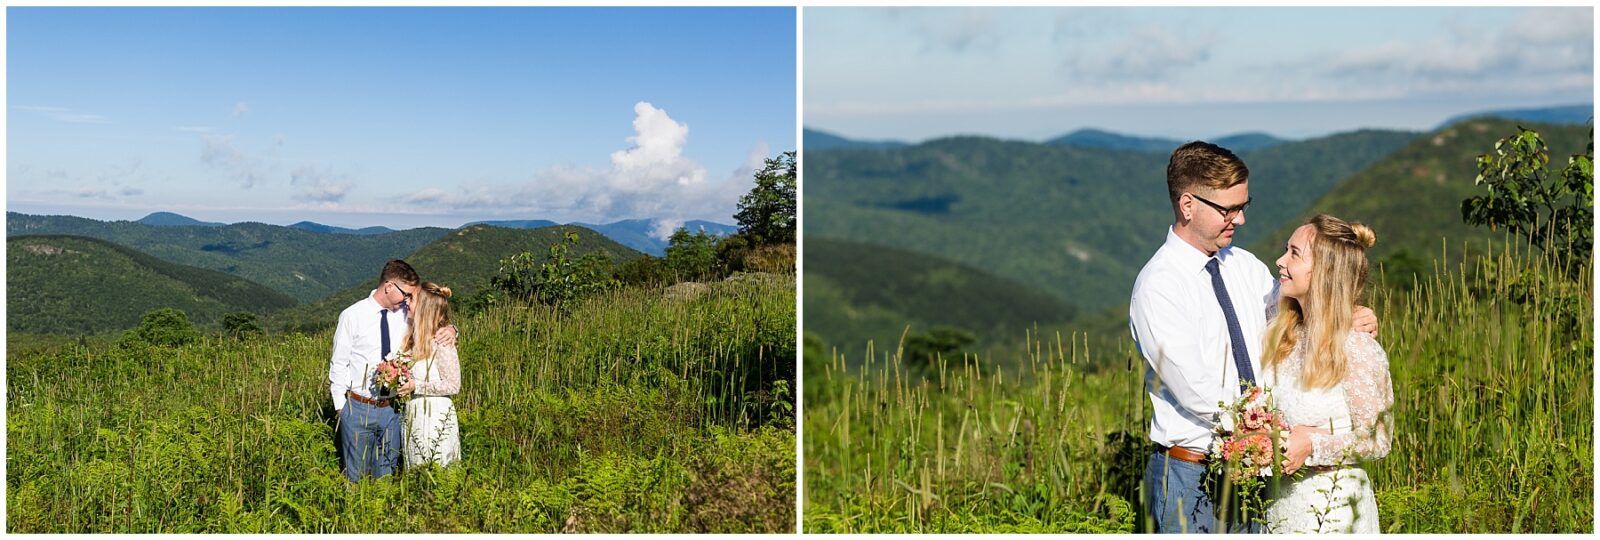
[328,259,463,483]
[1132,142,1396,533]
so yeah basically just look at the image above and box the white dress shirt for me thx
[1130,227,1278,453]
[328,291,409,411]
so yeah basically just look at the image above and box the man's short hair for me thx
[1167,141,1249,210]
[380,259,420,286]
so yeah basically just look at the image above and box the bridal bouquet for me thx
[375,353,414,400]
[1210,383,1290,482]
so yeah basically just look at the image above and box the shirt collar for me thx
[365,290,402,313]
[1163,226,1233,274]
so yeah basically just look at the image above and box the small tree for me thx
[491,229,619,306]
[222,312,263,339]
[734,151,797,246]
[123,308,200,348]
[1462,126,1593,269]
[665,227,720,281]
[902,326,976,373]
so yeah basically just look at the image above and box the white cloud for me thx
[1060,24,1217,82]
[1313,8,1592,97]
[233,102,251,118]
[16,105,110,124]
[199,133,281,189]
[396,102,763,228]
[290,164,352,203]
[888,8,1000,54]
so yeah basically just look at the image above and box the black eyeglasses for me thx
[389,282,413,302]
[1189,193,1252,221]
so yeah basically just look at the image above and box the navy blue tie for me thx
[1205,258,1256,389]
[379,309,391,360]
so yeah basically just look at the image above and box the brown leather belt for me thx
[1159,444,1209,464]
[346,390,393,408]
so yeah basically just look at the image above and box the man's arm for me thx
[328,311,354,411]
[1131,277,1227,419]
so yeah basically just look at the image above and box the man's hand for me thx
[434,325,459,347]
[1353,305,1378,336]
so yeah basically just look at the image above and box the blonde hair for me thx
[401,282,453,361]
[1167,141,1249,212]
[1261,214,1377,390]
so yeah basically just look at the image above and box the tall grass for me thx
[7,275,796,533]
[802,240,1590,533]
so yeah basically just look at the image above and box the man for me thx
[328,259,455,482]
[1130,142,1373,533]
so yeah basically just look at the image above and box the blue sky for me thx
[806,7,1593,143]
[8,7,797,233]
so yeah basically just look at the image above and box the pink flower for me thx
[1242,408,1269,431]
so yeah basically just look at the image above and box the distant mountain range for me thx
[8,235,295,334]
[288,221,396,235]
[803,128,1419,315]
[8,213,453,303]
[137,211,225,227]
[125,212,734,257]
[1437,104,1592,130]
[807,104,1589,154]
[803,128,909,151]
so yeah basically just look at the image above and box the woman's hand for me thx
[398,380,417,396]
[1282,424,1330,474]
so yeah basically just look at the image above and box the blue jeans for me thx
[1145,450,1216,533]
[1144,450,1264,533]
[339,398,403,483]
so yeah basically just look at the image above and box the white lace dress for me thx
[1261,330,1394,534]
[403,344,461,467]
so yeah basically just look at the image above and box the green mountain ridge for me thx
[1252,118,1593,265]
[803,128,1420,312]
[804,237,1076,354]
[8,235,296,335]
[7,212,452,303]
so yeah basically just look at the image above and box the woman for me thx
[396,282,462,467]
[1261,214,1394,533]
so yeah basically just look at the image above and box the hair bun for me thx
[437,285,453,299]
[1350,223,1377,248]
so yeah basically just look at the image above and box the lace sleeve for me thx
[416,344,461,397]
[1307,332,1394,466]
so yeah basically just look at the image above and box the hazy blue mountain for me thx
[465,219,560,230]
[567,219,739,256]
[804,128,909,151]
[1046,129,1289,152]
[136,212,225,227]
[1439,104,1593,129]
[287,221,396,235]
[1046,128,1181,152]
[1213,132,1289,151]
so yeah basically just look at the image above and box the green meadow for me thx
[8,275,797,533]
[803,239,1591,533]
